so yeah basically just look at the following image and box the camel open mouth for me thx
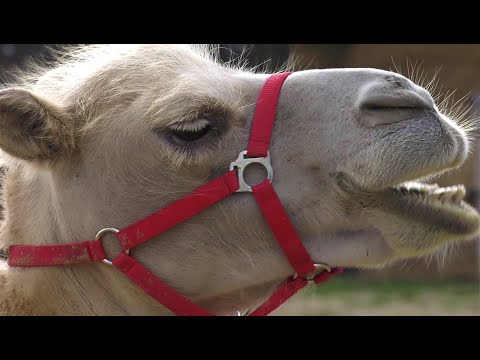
[336,173,480,236]
[384,181,479,235]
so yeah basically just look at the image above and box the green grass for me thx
[302,276,480,304]
[273,276,480,315]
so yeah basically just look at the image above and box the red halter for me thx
[6,72,343,316]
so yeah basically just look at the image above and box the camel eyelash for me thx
[168,118,211,133]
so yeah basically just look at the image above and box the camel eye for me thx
[159,113,227,154]
[170,125,211,141]
[168,119,212,142]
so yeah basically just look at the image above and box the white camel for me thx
[0,44,478,315]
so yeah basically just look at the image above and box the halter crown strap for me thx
[6,71,341,316]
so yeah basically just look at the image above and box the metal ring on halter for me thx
[95,228,129,266]
[230,150,274,192]
[292,263,332,282]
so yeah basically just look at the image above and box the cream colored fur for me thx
[0,44,477,315]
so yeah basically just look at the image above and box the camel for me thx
[0,44,478,316]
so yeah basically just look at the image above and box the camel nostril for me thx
[357,79,435,113]
[358,91,434,112]
[361,104,429,112]
[356,80,436,128]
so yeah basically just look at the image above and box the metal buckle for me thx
[95,227,129,266]
[292,263,332,282]
[229,150,273,192]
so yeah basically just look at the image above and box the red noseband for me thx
[6,72,343,316]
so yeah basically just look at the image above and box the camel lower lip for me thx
[337,173,480,235]
[378,182,479,235]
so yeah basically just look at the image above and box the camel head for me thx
[0,44,478,315]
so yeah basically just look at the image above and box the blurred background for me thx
[1,44,479,315]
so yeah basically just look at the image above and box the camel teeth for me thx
[409,188,420,195]
[427,186,465,205]
[393,183,466,207]
[439,192,452,201]
[452,188,466,204]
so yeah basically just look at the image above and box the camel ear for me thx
[0,88,75,161]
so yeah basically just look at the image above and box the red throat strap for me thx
[6,71,342,316]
